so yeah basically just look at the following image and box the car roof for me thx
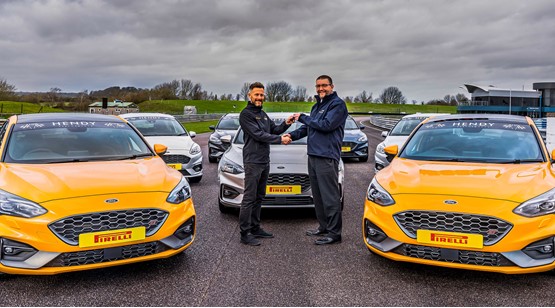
[401,113,450,119]
[15,113,122,124]
[119,113,175,119]
[425,113,529,124]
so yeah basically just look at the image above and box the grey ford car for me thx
[217,113,345,213]
[208,113,240,163]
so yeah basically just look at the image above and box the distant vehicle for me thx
[341,115,368,162]
[120,113,203,183]
[363,114,554,274]
[0,113,196,275]
[374,113,449,172]
[217,113,344,213]
[208,113,240,163]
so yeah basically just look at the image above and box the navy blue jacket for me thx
[239,103,290,164]
[289,92,348,162]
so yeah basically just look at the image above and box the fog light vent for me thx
[1,239,38,261]
[523,237,555,260]
[365,219,387,243]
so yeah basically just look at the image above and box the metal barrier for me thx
[367,115,402,130]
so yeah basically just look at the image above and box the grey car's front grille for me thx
[162,154,191,164]
[394,211,512,246]
[262,196,313,206]
[267,174,310,192]
[392,244,514,267]
[49,209,169,246]
[45,242,168,267]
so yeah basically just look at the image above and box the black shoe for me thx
[306,229,328,236]
[251,228,274,238]
[240,234,261,246]
[315,236,341,245]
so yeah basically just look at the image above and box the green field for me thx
[138,99,456,114]
[0,101,64,117]
[182,120,219,134]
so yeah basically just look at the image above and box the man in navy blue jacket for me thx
[239,82,294,246]
[286,75,348,245]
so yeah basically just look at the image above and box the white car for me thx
[120,113,203,183]
[217,113,345,213]
[374,113,449,172]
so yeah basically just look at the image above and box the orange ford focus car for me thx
[363,114,555,274]
[0,113,196,275]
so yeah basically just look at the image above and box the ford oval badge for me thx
[105,198,119,204]
[444,200,458,205]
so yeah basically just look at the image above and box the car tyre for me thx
[218,200,233,213]
[208,156,218,163]
[189,176,202,183]
[359,155,369,162]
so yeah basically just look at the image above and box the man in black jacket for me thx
[286,75,348,245]
[239,82,294,246]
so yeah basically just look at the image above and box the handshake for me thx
[281,113,301,145]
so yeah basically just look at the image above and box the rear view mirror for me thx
[209,125,215,131]
[384,145,399,162]
[381,131,388,138]
[221,135,232,144]
[153,144,167,156]
[359,125,366,130]
[189,131,196,138]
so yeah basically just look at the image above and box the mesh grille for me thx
[392,244,513,267]
[267,174,310,192]
[45,242,167,267]
[262,196,313,206]
[49,209,169,246]
[162,154,191,164]
[394,211,512,246]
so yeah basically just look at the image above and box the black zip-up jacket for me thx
[239,103,290,164]
[288,91,348,162]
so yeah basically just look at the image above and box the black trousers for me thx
[239,163,269,235]
[307,156,342,239]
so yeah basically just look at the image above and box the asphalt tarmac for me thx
[1,118,553,306]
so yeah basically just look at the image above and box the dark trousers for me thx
[239,163,270,235]
[308,156,342,239]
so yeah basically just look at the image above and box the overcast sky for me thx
[1,0,554,102]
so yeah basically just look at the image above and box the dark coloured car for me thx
[341,115,368,162]
[208,113,240,163]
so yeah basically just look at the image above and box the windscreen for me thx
[217,116,240,130]
[389,117,428,136]
[5,121,152,163]
[234,119,307,145]
[126,116,187,136]
[399,119,545,163]
[345,117,360,130]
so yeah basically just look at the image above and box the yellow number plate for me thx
[167,163,182,170]
[417,230,483,249]
[266,185,302,195]
[341,146,351,152]
[79,227,146,248]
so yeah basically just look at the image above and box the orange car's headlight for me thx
[0,189,47,218]
[167,177,192,204]
[514,188,555,217]
[367,178,395,206]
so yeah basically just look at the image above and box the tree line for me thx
[0,76,467,110]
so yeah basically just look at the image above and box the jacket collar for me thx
[246,101,263,111]
[315,91,338,104]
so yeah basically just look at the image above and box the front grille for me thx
[267,174,310,192]
[49,209,169,246]
[342,142,357,149]
[392,244,514,267]
[45,242,168,267]
[262,196,313,206]
[162,154,191,164]
[394,211,512,246]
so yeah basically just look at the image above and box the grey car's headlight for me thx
[358,134,368,142]
[514,188,555,217]
[367,178,395,206]
[209,134,222,145]
[0,190,47,218]
[220,156,244,174]
[167,177,192,204]
[376,142,385,154]
[190,143,201,155]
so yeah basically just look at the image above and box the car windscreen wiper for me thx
[497,159,544,164]
[47,158,89,164]
[112,153,154,160]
